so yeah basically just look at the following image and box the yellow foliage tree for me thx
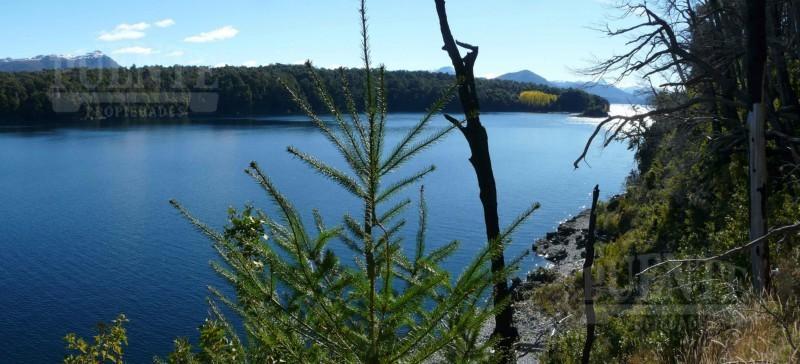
[519,90,558,107]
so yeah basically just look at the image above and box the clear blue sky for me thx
[0,0,639,84]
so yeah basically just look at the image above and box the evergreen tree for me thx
[164,1,539,362]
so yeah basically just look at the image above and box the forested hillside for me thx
[533,0,800,362]
[0,64,608,121]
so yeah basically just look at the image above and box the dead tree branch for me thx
[637,221,800,277]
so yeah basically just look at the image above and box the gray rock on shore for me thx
[533,209,591,277]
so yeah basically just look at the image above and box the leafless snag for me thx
[433,0,519,360]
[581,185,600,364]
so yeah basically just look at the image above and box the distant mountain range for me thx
[548,80,649,105]
[435,66,455,75]
[496,70,648,104]
[0,51,120,72]
[433,67,649,104]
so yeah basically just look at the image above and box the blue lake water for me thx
[0,110,634,362]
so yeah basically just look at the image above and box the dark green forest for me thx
[0,64,608,122]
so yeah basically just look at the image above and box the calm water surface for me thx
[0,110,634,362]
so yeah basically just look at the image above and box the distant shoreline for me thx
[0,108,619,128]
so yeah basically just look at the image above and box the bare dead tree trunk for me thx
[745,0,771,294]
[433,0,518,360]
[581,185,600,364]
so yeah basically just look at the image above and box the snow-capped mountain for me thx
[0,51,120,72]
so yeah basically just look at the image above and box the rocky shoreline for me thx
[480,209,593,363]
[531,209,592,277]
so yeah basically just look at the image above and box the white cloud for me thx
[242,60,258,67]
[167,50,185,57]
[118,22,150,31]
[99,22,151,41]
[154,18,176,28]
[184,26,239,43]
[99,29,145,41]
[112,46,156,55]
[212,63,229,68]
